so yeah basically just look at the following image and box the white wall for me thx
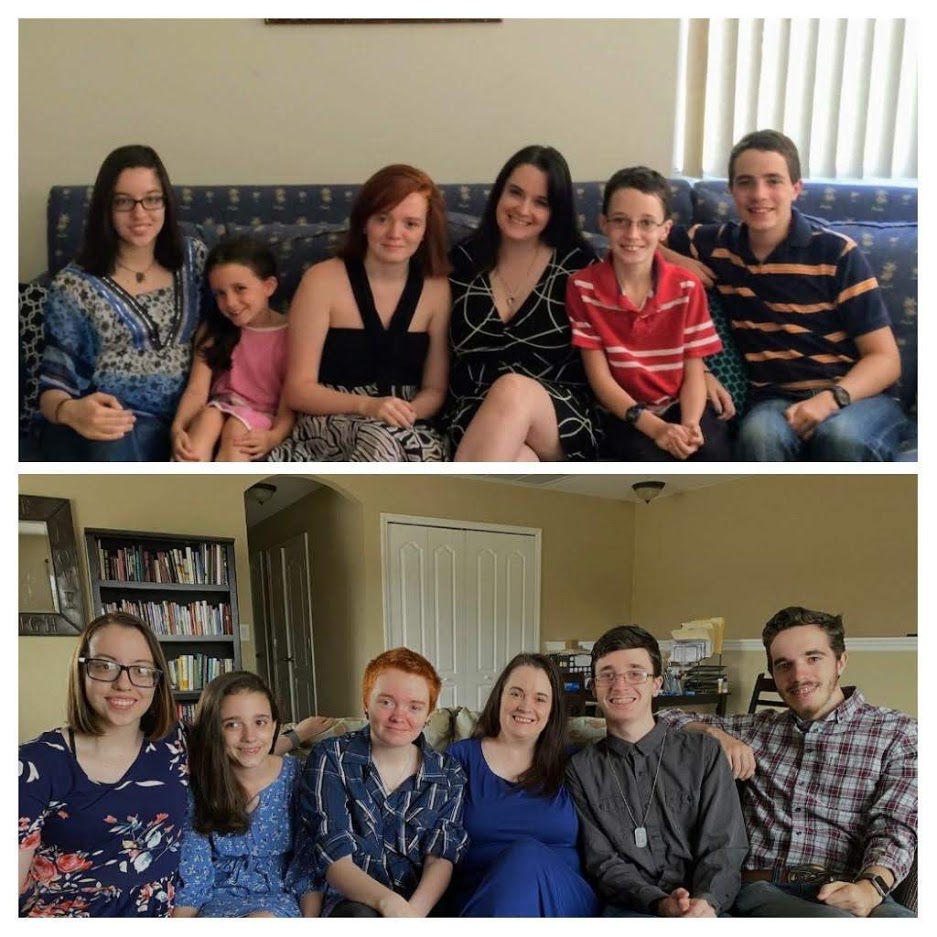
[19,18,681,279]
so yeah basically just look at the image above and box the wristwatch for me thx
[624,403,646,425]
[283,728,302,751]
[855,871,890,899]
[828,384,852,408]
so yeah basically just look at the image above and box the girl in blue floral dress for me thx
[174,672,319,917]
[18,612,187,917]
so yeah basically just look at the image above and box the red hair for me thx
[362,647,442,713]
[340,164,451,277]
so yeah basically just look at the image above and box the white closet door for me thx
[384,520,539,710]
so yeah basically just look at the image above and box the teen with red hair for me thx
[293,648,468,917]
[270,165,452,461]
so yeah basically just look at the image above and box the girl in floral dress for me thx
[18,612,187,917]
[173,672,320,917]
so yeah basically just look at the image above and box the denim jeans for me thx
[735,394,907,461]
[734,881,915,917]
[40,415,171,462]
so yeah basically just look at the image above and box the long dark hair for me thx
[198,237,279,374]
[76,144,184,276]
[188,670,281,836]
[464,145,590,273]
[473,653,569,797]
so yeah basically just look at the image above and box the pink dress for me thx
[208,323,288,430]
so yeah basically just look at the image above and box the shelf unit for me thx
[85,528,241,720]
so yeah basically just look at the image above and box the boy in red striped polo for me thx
[565,167,729,460]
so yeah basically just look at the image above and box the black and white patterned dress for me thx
[268,259,450,462]
[447,241,599,460]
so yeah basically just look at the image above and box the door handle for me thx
[280,657,294,663]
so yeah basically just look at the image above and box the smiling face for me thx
[729,148,803,247]
[208,262,277,328]
[498,664,553,743]
[496,163,551,244]
[367,668,431,750]
[84,624,157,731]
[220,690,276,770]
[110,167,165,251]
[768,624,847,721]
[365,191,428,265]
[600,187,672,274]
[592,647,662,734]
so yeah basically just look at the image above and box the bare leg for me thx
[215,416,253,462]
[454,374,564,462]
[184,407,226,461]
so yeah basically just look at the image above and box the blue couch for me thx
[20,177,917,459]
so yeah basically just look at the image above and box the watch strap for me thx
[855,872,889,898]
[283,727,302,751]
[625,403,646,425]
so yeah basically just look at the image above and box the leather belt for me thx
[742,865,839,886]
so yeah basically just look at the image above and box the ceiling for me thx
[473,474,746,501]
[244,476,321,527]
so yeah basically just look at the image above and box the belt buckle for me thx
[787,864,835,886]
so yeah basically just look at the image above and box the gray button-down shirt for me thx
[565,720,747,914]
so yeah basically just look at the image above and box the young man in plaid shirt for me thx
[659,606,916,917]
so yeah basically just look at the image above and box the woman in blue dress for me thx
[448,653,598,917]
[174,671,319,917]
[18,612,187,917]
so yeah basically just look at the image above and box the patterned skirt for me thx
[268,384,450,463]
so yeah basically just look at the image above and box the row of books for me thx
[176,701,198,724]
[169,655,235,692]
[102,599,233,636]
[96,541,229,585]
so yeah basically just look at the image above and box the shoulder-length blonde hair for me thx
[67,612,176,740]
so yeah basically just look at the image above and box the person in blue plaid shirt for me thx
[659,606,916,917]
[294,648,468,917]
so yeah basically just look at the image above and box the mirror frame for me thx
[19,495,85,635]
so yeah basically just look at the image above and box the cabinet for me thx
[85,528,241,721]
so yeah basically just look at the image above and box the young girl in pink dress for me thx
[171,238,295,461]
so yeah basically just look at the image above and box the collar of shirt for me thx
[791,685,865,733]
[603,716,667,758]
[731,206,813,260]
[340,724,450,783]
[596,251,663,315]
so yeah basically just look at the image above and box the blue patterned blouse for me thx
[18,724,189,917]
[296,726,468,917]
[176,754,316,917]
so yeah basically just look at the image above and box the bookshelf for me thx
[85,528,241,720]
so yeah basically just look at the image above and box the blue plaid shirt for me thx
[296,726,468,916]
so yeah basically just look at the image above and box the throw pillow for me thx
[19,280,48,435]
[705,291,750,417]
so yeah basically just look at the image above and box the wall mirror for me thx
[19,495,85,635]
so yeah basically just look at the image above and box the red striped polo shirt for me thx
[565,252,722,406]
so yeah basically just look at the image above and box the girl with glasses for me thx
[18,612,186,916]
[37,144,207,461]
[172,672,321,917]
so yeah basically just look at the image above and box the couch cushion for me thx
[225,221,348,311]
[705,291,751,417]
[19,280,48,435]
[452,706,480,742]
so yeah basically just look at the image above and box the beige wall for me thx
[19,18,681,280]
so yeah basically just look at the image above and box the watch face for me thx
[833,385,851,407]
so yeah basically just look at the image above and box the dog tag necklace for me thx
[607,726,667,848]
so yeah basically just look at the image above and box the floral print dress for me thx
[18,724,189,917]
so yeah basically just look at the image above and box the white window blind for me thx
[674,18,917,182]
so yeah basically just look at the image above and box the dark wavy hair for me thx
[66,612,175,741]
[602,165,672,218]
[472,653,569,797]
[197,237,279,374]
[76,144,184,276]
[188,670,281,836]
[728,129,802,184]
[590,625,663,678]
[463,145,590,273]
[762,606,846,670]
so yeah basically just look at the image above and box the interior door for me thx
[264,548,295,722]
[280,533,318,718]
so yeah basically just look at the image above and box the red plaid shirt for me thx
[660,688,917,882]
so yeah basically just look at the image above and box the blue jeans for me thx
[734,882,915,917]
[736,394,907,461]
[40,415,171,462]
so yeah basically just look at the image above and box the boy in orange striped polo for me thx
[565,167,729,460]
[665,130,905,461]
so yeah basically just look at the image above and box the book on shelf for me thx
[168,654,235,692]
[95,540,229,586]
[102,598,233,636]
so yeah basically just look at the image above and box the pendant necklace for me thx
[494,244,541,309]
[607,725,667,848]
[115,257,157,284]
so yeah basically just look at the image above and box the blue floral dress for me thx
[18,724,189,917]
[176,755,315,917]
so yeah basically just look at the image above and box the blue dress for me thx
[176,755,315,917]
[18,724,189,917]
[447,738,598,917]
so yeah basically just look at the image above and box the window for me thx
[674,18,917,182]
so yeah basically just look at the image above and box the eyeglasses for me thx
[605,216,666,233]
[593,669,654,687]
[79,657,162,688]
[112,195,166,213]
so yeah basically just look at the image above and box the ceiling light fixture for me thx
[246,482,277,506]
[632,480,665,504]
